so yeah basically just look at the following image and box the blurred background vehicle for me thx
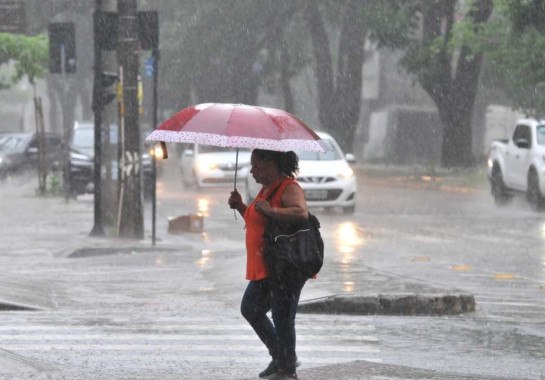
[179,143,251,188]
[246,131,357,214]
[0,132,62,179]
[68,122,154,197]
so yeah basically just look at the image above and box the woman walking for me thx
[228,149,308,380]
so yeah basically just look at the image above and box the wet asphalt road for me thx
[154,161,545,379]
[0,161,544,379]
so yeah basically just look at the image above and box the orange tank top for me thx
[243,178,299,281]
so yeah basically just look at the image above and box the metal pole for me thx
[151,48,159,246]
[61,44,70,202]
[90,2,105,236]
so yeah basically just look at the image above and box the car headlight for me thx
[195,160,215,172]
[149,145,165,160]
[338,165,354,180]
[487,158,493,168]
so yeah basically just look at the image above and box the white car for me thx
[246,132,357,214]
[180,143,251,188]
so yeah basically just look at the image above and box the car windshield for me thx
[198,145,236,154]
[71,128,94,148]
[71,124,155,154]
[537,125,545,145]
[0,136,27,154]
[297,138,343,161]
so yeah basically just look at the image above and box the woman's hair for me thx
[253,149,299,178]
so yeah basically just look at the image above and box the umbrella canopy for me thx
[146,103,328,153]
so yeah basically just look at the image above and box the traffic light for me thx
[92,71,119,113]
[48,23,76,73]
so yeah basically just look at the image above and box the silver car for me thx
[180,144,251,188]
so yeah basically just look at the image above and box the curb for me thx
[0,274,55,312]
[66,245,188,258]
[298,293,475,316]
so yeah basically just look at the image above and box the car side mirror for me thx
[515,138,530,149]
[345,153,356,163]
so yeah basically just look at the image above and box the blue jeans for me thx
[241,277,305,372]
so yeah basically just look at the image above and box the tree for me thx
[0,32,50,192]
[25,0,94,131]
[399,0,494,168]
[481,0,545,116]
[297,0,412,152]
[0,33,48,89]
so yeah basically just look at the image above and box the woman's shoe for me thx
[259,360,278,379]
[269,370,298,380]
[259,358,300,379]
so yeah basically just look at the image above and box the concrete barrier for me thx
[298,293,475,316]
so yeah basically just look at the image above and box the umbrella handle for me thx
[234,148,239,190]
[232,148,239,220]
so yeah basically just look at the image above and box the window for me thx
[536,125,545,145]
[512,125,531,146]
[297,138,342,161]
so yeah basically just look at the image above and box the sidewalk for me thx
[246,360,519,380]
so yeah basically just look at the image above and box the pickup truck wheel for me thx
[527,170,545,211]
[491,166,511,206]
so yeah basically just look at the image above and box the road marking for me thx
[494,273,516,280]
[451,264,472,272]
[411,256,431,262]
[0,314,381,369]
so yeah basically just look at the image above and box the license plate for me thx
[305,189,328,200]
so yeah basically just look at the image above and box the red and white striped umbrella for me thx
[146,103,328,152]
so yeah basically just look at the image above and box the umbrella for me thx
[146,103,329,188]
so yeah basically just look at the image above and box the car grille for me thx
[298,176,336,184]
[304,189,343,201]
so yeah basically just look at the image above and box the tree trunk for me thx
[417,0,492,168]
[300,0,366,153]
[299,0,335,133]
[333,0,366,153]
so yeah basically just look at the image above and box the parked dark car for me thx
[0,132,62,179]
[68,122,153,196]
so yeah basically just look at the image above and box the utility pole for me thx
[117,0,143,238]
[100,0,120,233]
[90,0,106,236]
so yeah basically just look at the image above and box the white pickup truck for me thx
[487,118,545,210]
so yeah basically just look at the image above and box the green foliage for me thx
[0,33,49,86]
[504,0,545,34]
[48,173,63,195]
[481,0,545,115]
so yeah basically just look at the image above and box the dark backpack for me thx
[262,183,324,284]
